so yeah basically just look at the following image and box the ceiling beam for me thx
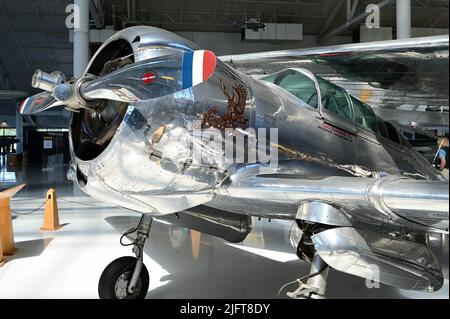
[0,2,32,74]
[347,0,360,21]
[90,0,105,29]
[0,62,12,90]
[318,0,346,37]
[319,0,395,42]
[360,0,448,7]
[123,9,330,20]
[203,0,319,5]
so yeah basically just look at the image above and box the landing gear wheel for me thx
[98,256,149,299]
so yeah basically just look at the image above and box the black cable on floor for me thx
[9,197,42,202]
[10,195,116,217]
[57,197,106,207]
[11,199,48,215]
[13,196,108,208]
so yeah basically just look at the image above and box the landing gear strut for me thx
[284,219,330,299]
[287,254,329,299]
[98,214,153,299]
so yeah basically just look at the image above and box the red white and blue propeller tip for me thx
[18,96,32,114]
[182,50,217,90]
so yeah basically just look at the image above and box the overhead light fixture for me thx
[0,121,9,128]
[241,18,265,32]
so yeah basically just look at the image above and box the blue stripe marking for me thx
[182,51,193,89]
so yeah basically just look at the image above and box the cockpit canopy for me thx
[261,68,401,144]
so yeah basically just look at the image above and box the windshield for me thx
[262,69,393,137]
[261,69,318,108]
[350,96,378,134]
[316,77,353,121]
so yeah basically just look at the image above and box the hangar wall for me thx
[360,26,449,42]
[76,28,448,57]
[70,29,352,56]
[175,31,352,55]
[74,28,352,55]
[0,115,14,125]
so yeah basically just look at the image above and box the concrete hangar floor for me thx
[0,164,448,299]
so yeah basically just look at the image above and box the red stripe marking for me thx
[19,99,26,112]
[19,97,29,113]
[202,50,216,81]
[319,52,349,57]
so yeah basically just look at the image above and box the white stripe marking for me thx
[20,97,30,113]
[192,50,204,86]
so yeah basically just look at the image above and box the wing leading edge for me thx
[220,35,449,122]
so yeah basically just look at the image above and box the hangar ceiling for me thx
[103,0,450,33]
[0,0,449,120]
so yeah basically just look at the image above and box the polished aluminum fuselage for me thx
[62,26,449,294]
[70,27,446,233]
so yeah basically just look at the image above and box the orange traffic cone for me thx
[190,230,202,259]
[0,197,17,255]
[0,239,5,267]
[41,189,62,231]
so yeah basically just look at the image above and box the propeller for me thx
[18,50,217,115]
[18,91,63,115]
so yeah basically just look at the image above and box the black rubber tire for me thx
[98,256,149,299]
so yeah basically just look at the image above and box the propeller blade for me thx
[18,91,63,115]
[81,50,217,103]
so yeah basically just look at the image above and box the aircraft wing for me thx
[217,175,449,233]
[220,35,449,126]
[215,174,448,291]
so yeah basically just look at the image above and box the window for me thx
[402,131,414,140]
[36,128,69,132]
[376,116,389,139]
[0,128,16,136]
[384,122,400,144]
[351,96,378,134]
[317,77,353,121]
[262,70,318,108]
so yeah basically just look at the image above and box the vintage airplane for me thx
[19,26,449,299]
